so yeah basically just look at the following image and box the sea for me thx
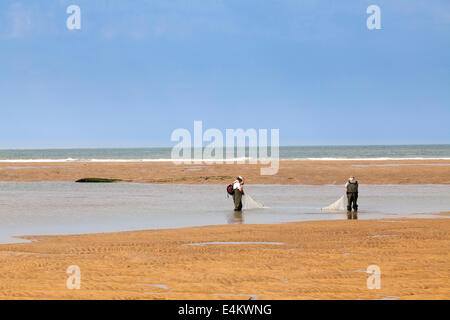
[0,145,449,162]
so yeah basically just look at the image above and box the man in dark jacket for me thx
[345,176,358,219]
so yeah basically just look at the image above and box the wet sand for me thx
[0,217,449,300]
[1,160,448,299]
[0,160,449,184]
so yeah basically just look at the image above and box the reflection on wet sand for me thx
[227,210,243,224]
[347,211,358,220]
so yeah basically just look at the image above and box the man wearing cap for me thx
[345,176,358,219]
[233,176,244,211]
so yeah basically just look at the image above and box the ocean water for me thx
[0,182,448,244]
[0,145,449,162]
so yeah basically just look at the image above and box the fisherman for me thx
[345,176,358,219]
[233,176,244,211]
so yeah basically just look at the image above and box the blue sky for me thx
[0,0,449,148]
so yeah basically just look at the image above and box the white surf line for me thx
[0,157,250,163]
[286,157,450,161]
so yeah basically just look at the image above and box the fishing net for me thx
[321,195,346,211]
[242,194,266,210]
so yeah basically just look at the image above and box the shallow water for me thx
[0,183,448,244]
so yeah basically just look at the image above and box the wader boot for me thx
[233,190,243,211]
[347,211,352,220]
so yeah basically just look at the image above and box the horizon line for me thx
[0,143,449,151]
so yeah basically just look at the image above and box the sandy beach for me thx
[0,160,449,184]
[0,217,448,300]
[0,159,448,300]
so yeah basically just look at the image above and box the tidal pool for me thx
[0,182,448,243]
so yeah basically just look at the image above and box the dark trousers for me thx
[347,192,358,212]
[233,190,243,211]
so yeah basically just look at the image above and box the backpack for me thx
[347,181,358,193]
[226,184,234,195]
